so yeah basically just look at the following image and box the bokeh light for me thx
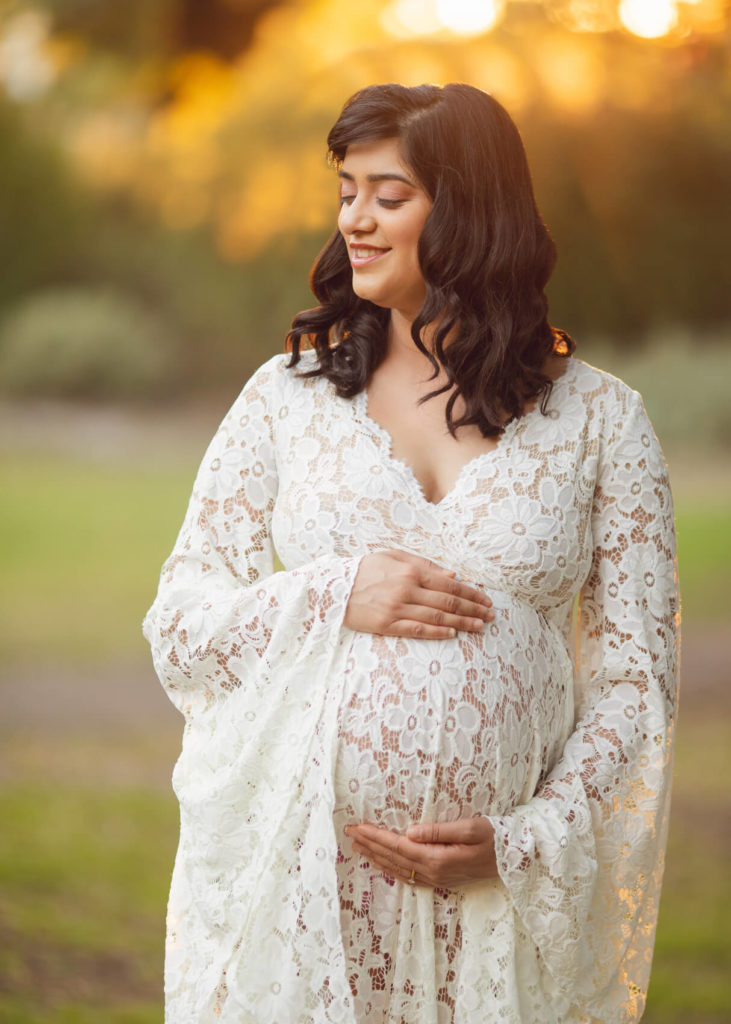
[380,0,443,37]
[434,0,506,35]
[619,0,679,37]
[0,9,55,100]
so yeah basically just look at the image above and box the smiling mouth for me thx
[350,247,390,268]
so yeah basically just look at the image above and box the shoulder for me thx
[217,349,336,452]
[231,349,323,410]
[560,357,648,438]
[566,359,669,482]
[564,357,641,411]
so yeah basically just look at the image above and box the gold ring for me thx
[408,868,416,885]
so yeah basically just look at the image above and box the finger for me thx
[406,818,493,845]
[384,619,458,640]
[419,570,493,608]
[348,824,430,867]
[350,834,420,879]
[348,825,489,888]
[394,604,487,634]
[351,841,412,878]
[355,847,427,887]
[410,588,493,622]
[384,550,492,609]
[387,550,455,576]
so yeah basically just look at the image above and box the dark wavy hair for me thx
[286,82,573,436]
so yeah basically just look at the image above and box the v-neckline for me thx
[354,392,516,509]
[352,359,574,509]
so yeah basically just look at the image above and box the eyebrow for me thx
[338,170,417,187]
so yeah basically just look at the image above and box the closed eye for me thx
[338,195,407,208]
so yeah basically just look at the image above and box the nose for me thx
[338,196,376,235]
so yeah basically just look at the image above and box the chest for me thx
[270,382,598,612]
[364,374,501,506]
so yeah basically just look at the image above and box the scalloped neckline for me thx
[353,360,575,509]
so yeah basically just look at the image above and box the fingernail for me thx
[448,628,457,637]
[472,619,484,630]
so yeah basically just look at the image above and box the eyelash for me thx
[339,196,406,209]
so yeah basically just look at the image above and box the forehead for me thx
[340,137,416,183]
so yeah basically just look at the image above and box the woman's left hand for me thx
[345,818,498,889]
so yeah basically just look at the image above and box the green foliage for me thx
[0,287,177,399]
[78,207,312,392]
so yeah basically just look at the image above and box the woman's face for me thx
[337,138,432,321]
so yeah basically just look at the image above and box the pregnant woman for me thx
[144,83,679,1023]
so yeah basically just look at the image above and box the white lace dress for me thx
[143,351,679,1024]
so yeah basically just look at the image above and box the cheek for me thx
[399,212,430,264]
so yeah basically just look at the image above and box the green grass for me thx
[643,714,731,1022]
[0,784,177,1022]
[673,501,731,624]
[0,786,176,947]
[0,1003,162,1024]
[0,453,195,664]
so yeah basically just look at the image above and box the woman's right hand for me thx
[344,549,494,639]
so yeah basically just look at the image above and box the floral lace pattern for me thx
[144,352,678,1023]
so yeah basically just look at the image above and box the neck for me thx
[387,308,437,365]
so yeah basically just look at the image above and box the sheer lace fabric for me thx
[144,352,678,1023]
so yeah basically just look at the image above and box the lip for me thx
[349,245,390,268]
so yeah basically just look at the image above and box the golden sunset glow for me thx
[20,0,726,258]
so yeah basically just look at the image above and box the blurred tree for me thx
[0,99,88,306]
[33,0,290,59]
[175,0,291,60]
[528,94,731,337]
[35,0,174,58]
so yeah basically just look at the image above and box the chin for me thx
[351,281,388,309]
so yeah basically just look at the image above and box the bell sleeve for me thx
[489,390,680,1022]
[142,356,360,718]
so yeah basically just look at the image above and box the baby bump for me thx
[333,591,573,830]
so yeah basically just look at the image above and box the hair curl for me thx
[286,82,574,436]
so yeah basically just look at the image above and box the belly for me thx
[333,591,573,830]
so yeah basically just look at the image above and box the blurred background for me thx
[0,0,729,1020]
